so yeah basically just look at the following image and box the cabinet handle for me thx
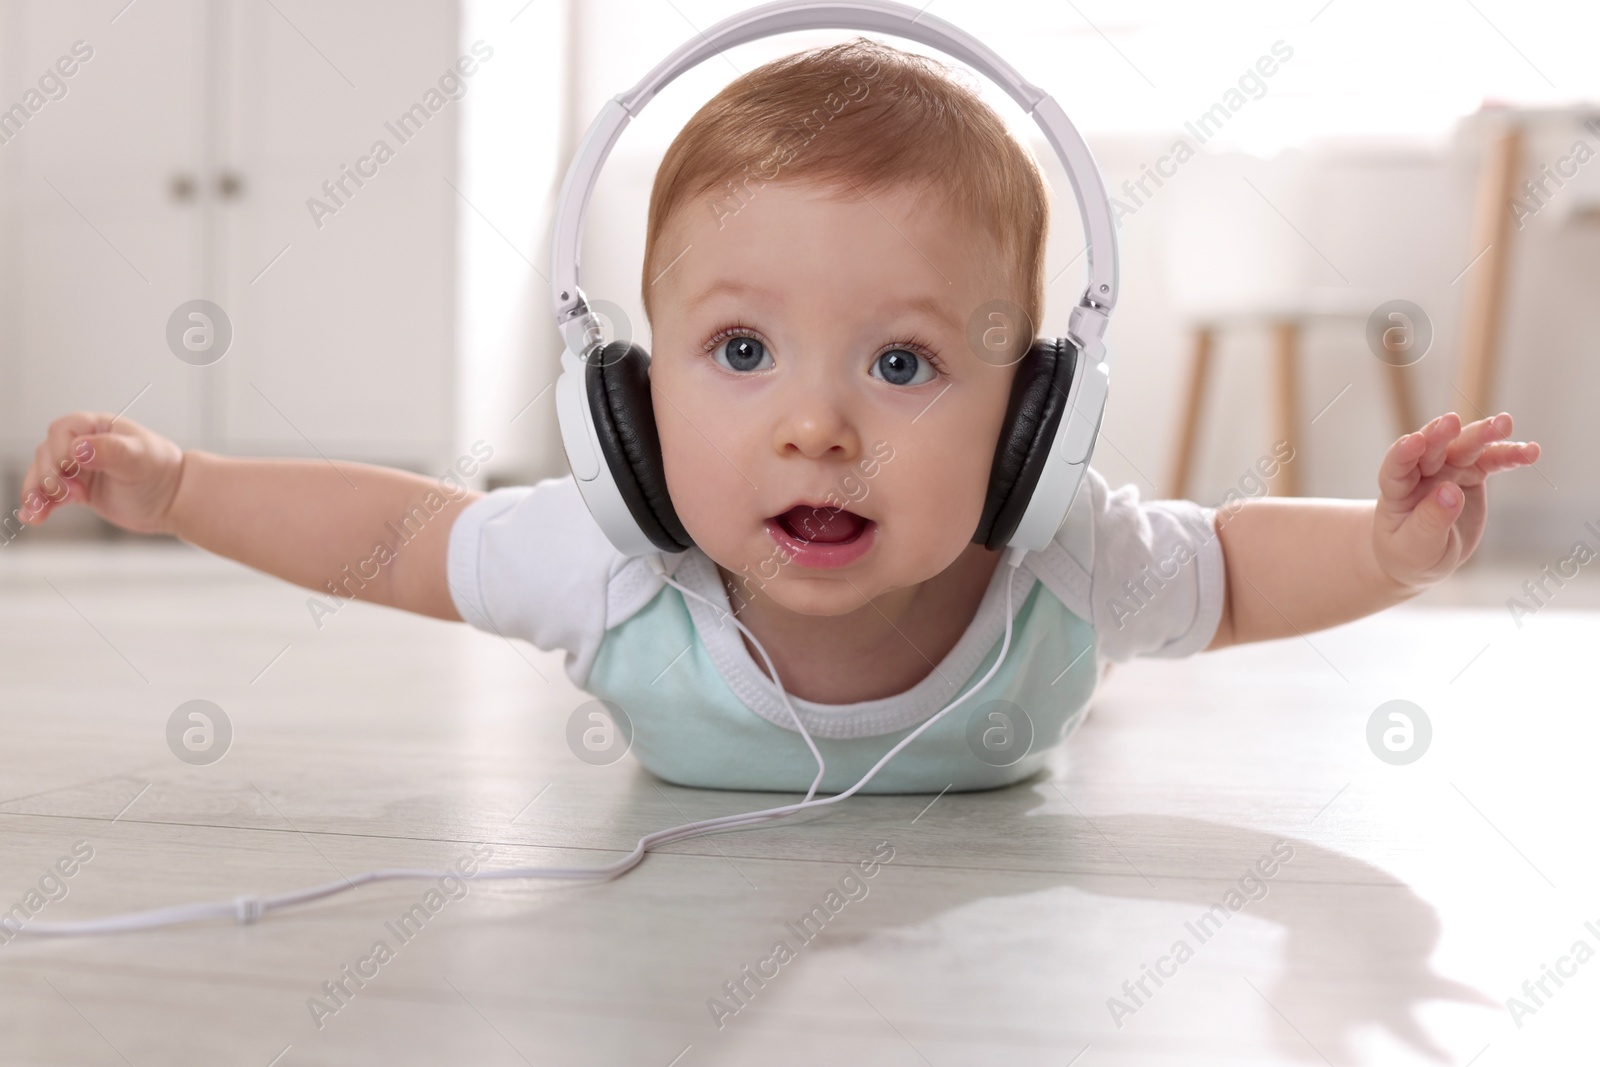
[216,171,244,200]
[169,173,197,202]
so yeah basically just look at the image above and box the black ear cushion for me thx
[973,336,1079,550]
[587,341,694,553]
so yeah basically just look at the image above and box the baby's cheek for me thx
[882,470,986,561]
[659,432,761,558]
[662,451,722,530]
[914,441,990,517]
[658,397,718,479]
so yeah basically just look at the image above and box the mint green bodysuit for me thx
[447,470,1222,794]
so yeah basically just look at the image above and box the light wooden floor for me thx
[1,541,1596,1066]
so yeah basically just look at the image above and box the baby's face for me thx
[649,178,1021,617]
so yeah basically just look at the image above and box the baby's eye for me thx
[870,348,936,387]
[711,335,772,373]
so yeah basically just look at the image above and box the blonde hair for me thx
[640,38,1049,331]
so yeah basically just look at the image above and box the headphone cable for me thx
[12,545,1028,937]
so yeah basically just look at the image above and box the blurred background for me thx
[1,0,1595,562]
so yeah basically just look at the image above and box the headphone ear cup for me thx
[587,341,694,552]
[974,336,1079,550]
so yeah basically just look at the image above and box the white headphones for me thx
[551,0,1118,558]
[15,0,1119,938]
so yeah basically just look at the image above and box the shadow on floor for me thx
[790,776,1497,1063]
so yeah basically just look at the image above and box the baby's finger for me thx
[1476,439,1540,475]
[1445,412,1511,468]
[16,454,46,523]
[1377,431,1427,499]
[19,442,74,522]
[36,412,102,490]
[72,432,141,477]
[1390,479,1465,573]
[47,411,109,468]
[1418,412,1461,478]
[18,413,108,524]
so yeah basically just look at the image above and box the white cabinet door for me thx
[0,0,210,461]
[0,0,460,486]
[215,0,460,473]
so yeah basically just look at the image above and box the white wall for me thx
[455,0,570,487]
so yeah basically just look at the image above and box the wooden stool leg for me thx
[1458,122,1523,418]
[1384,362,1419,438]
[1273,321,1301,497]
[1168,324,1214,499]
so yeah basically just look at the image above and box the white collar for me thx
[665,548,1043,740]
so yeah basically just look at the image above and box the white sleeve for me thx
[445,475,623,687]
[1080,467,1226,662]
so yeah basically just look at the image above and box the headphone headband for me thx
[549,0,1119,361]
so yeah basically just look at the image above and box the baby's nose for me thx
[772,397,859,460]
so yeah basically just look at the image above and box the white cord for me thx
[14,545,1029,937]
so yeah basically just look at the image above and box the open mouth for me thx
[772,504,869,544]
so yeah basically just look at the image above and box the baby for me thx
[16,41,1540,796]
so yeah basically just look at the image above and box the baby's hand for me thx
[18,413,186,535]
[1373,411,1540,589]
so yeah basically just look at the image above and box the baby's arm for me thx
[1206,411,1541,650]
[18,412,478,620]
